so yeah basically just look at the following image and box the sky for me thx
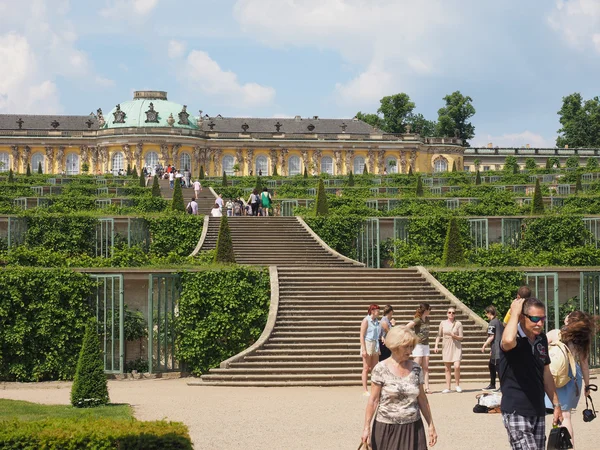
[1,0,600,148]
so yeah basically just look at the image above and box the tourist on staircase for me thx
[481,305,504,391]
[434,307,463,393]
[210,203,222,217]
[360,304,381,396]
[378,305,395,362]
[361,326,437,449]
[192,179,202,198]
[248,189,260,216]
[260,187,272,216]
[406,303,432,394]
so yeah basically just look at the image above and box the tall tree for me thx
[406,113,438,137]
[355,111,384,129]
[377,93,416,133]
[556,93,600,148]
[436,91,476,145]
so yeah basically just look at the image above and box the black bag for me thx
[583,384,597,422]
[547,426,573,449]
[186,203,193,214]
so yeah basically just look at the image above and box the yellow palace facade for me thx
[0,91,464,177]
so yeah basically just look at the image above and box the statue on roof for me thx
[145,102,159,123]
[113,104,126,124]
[178,105,190,125]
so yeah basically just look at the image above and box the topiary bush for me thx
[315,178,329,216]
[70,318,109,407]
[139,171,146,188]
[215,215,236,263]
[531,178,544,214]
[151,175,161,197]
[442,217,465,266]
[222,171,228,186]
[416,176,423,197]
[37,161,43,174]
[475,170,481,185]
[347,171,355,186]
[171,179,185,212]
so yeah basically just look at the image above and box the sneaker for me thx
[362,391,370,397]
[482,384,496,391]
[456,386,463,393]
[441,389,451,394]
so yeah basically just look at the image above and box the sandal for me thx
[424,388,431,394]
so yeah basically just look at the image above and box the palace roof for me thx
[0,114,99,131]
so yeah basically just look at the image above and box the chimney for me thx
[313,116,319,120]
[294,115,301,121]
[487,142,493,148]
[526,144,530,149]
[565,145,569,149]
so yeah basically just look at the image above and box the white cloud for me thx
[94,76,116,88]
[547,0,600,53]
[334,64,394,106]
[100,0,159,19]
[168,39,186,59]
[407,58,431,74]
[184,50,275,107]
[472,131,556,149]
[133,0,158,15]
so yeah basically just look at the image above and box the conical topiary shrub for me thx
[475,170,482,185]
[199,165,205,179]
[575,173,583,194]
[26,163,31,176]
[132,166,138,178]
[442,217,465,266]
[416,176,424,197]
[531,178,544,214]
[451,160,457,172]
[273,165,278,176]
[222,171,228,186]
[171,178,185,212]
[37,161,43,174]
[363,164,368,175]
[139,170,146,188]
[303,167,308,178]
[126,164,131,176]
[70,318,109,407]
[315,178,329,216]
[215,215,236,263]
[151,175,161,197]
[408,166,413,176]
[255,176,262,192]
[8,169,14,183]
[348,171,355,186]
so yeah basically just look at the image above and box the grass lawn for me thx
[0,399,133,422]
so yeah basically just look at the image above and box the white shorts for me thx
[363,340,379,356]
[411,343,430,357]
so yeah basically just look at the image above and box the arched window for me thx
[222,155,235,176]
[31,153,45,174]
[0,152,9,172]
[288,155,301,176]
[385,156,398,174]
[179,153,191,172]
[433,157,448,173]
[145,151,159,169]
[353,156,365,174]
[321,156,333,175]
[66,153,80,175]
[255,155,268,176]
[111,152,124,175]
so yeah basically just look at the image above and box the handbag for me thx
[583,384,597,422]
[547,426,573,449]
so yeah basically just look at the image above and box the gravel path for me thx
[2,379,599,449]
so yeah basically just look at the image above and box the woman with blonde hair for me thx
[360,304,381,396]
[361,326,437,449]
[406,303,432,393]
[434,306,463,393]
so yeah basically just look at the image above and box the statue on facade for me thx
[113,104,126,124]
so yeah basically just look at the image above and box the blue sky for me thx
[1,0,600,147]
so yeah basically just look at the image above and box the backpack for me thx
[549,339,577,388]
[186,203,193,214]
[233,203,241,215]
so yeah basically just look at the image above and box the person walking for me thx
[499,297,562,450]
[248,189,260,216]
[545,311,595,448]
[360,304,381,397]
[260,187,272,216]
[210,203,222,217]
[481,305,504,391]
[193,179,202,198]
[406,303,432,394]
[361,326,437,449]
[169,170,175,189]
[379,305,395,362]
[216,193,224,212]
[186,197,198,215]
[434,307,463,393]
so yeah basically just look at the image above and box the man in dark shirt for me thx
[481,305,503,391]
[499,297,562,449]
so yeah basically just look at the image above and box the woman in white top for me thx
[406,303,432,394]
[210,203,222,217]
[360,304,381,396]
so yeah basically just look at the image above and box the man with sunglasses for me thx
[499,297,562,449]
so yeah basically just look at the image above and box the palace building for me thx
[0,90,464,176]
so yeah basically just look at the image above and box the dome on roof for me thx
[102,91,199,129]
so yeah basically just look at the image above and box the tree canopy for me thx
[556,93,600,148]
[436,91,476,145]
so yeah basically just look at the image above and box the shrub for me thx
[525,158,537,170]
[452,160,457,172]
[363,164,368,175]
[222,171,228,186]
[71,318,109,407]
[132,166,138,177]
[442,217,464,266]
[416,176,424,197]
[315,178,329,216]
[304,166,308,178]
[565,155,579,168]
[575,173,583,194]
[151,175,161,197]
[348,171,355,186]
[147,214,203,257]
[504,156,519,174]
[475,170,481,185]
[199,165,205,179]
[37,161,43,174]
[215,215,236,263]
[521,215,591,253]
[126,164,131,176]
[273,165,278,176]
[255,176,263,192]
[171,180,185,212]
[177,268,270,374]
[531,178,544,214]
[26,164,31,176]
[408,166,413,176]
[8,169,14,183]
[586,158,599,169]
[139,171,146,188]
[304,215,363,259]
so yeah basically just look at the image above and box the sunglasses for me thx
[447,311,455,315]
[524,314,546,323]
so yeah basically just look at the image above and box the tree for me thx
[575,173,583,194]
[377,93,416,133]
[37,161,43,174]
[531,178,544,214]
[363,164,368,175]
[473,159,481,171]
[347,171,355,186]
[586,157,599,169]
[416,176,424,197]
[442,218,465,266]
[8,169,14,183]
[355,111,384,129]
[406,113,438,137]
[315,178,329,216]
[565,155,579,168]
[171,179,185,212]
[255,176,263,192]
[214,215,236,263]
[222,171,228,186]
[199,165,205,179]
[70,318,109,407]
[556,93,600,148]
[451,160,457,172]
[525,158,537,171]
[232,163,240,175]
[475,170,482,185]
[436,91,476,146]
[132,166,138,177]
[408,166,413,176]
[303,166,308,178]
[139,170,146,188]
[546,157,560,169]
[504,156,519,174]
[26,163,31,176]
[151,175,161,197]
[126,164,131,176]
[272,165,278,176]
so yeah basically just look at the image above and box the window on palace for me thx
[483,166,490,171]
[321,156,333,175]
[288,155,301,176]
[354,156,365,174]
[255,155,268,175]
[145,151,159,169]
[223,155,235,176]
[385,156,398,173]
[464,165,471,172]
[111,152,124,175]
[66,153,80,175]
[0,152,9,172]
[31,153,44,173]
[179,153,191,171]
[433,157,448,173]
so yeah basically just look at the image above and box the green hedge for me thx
[177,268,270,375]
[146,214,203,256]
[0,268,95,381]
[304,215,364,259]
[0,418,192,449]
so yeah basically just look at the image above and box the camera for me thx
[582,408,596,422]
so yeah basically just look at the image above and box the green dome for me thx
[103,91,198,130]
